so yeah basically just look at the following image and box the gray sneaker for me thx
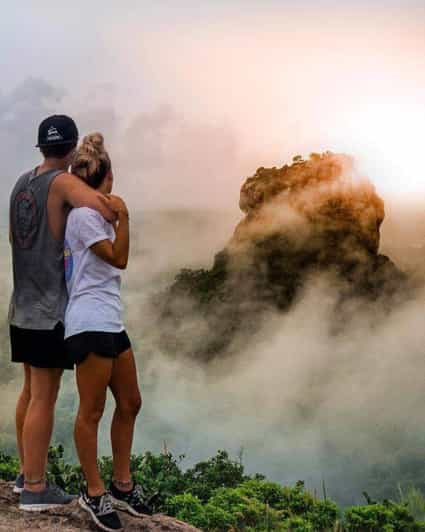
[19,483,77,511]
[13,473,25,494]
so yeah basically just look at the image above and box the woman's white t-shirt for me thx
[64,207,124,339]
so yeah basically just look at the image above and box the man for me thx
[8,115,116,510]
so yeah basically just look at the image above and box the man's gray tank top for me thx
[8,168,68,330]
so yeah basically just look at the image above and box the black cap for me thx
[36,115,79,147]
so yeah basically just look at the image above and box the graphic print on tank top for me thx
[13,190,38,249]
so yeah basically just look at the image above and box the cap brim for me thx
[36,139,78,148]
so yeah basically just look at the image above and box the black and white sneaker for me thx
[13,473,25,494]
[110,482,153,516]
[78,490,123,532]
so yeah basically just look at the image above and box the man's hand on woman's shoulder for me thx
[104,194,129,219]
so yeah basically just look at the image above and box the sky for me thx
[1,0,425,205]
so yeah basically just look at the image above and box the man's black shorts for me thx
[65,330,131,366]
[10,321,73,370]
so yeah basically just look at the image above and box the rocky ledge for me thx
[0,481,201,532]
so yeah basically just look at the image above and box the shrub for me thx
[183,449,247,502]
[165,493,209,529]
[281,516,315,531]
[238,478,288,507]
[129,450,187,511]
[344,500,424,531]
[207,486,285,530]
[203,502,237,531]
[46,445,82,493]
[0,451,19,481]
[399,484,425,522]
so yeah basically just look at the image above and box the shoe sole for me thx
[13,486,24,494]
[19,503,65,511]
[110,496,147,517]
[78,497,123,532]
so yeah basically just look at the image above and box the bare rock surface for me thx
[0,481,201,532]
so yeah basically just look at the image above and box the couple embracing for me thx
[9,114,147,532]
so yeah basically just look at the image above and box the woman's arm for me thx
[90,195,129,270]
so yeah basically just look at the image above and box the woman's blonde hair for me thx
[71,132,111,189]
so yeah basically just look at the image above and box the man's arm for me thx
[54,172,115,221]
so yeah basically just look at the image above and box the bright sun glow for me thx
[330,97,425,200]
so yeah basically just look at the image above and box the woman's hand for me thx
[104,194,129,218]
[90,194,130,269]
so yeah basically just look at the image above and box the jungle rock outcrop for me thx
[158,152,405,361]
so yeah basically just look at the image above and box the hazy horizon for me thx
[2,1,425,207]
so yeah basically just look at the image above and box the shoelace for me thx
[97,492,115,516]
[127,484,146,505]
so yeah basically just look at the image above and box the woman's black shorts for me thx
[65,330,131,366]
[10,322,74,370]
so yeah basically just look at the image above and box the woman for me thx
[64,133,148,532]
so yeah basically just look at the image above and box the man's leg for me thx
[15,363,31,473]
[22,366,63,492]
[109,349,142,489]
[74,353,113,497]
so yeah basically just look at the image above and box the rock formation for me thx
[157,152,405,361]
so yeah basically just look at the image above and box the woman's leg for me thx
[74,353,113,496]
[15,363,31,473]
[109,349,142,489]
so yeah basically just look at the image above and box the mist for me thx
[137,275,425,504]
[72,195,425,507]
[1,0,425,507]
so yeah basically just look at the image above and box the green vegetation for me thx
[1,445,425,531]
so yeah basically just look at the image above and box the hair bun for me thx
[81,132,105,155]
[71,132,111,187]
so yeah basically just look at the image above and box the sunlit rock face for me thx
[220,152,394,302]
[158,153,405,361]
[234,152,384,257]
